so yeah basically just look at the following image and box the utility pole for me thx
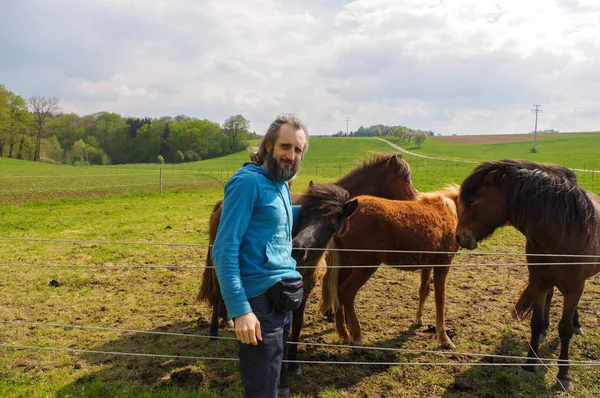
[344,117,350,136]
[531,104,542,152]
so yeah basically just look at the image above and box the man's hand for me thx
[234,312,263,345]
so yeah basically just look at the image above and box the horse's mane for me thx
[417,184,460,217]
[461,159,597,247]
[299,183,350,217]
[335,153,412,185]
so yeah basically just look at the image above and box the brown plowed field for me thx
[432,134,542,144]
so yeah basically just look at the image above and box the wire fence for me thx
[2,321,599,368]
[1,236,599,395]
[0,169,228,205]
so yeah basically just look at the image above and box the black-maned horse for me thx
[455,159,600,391]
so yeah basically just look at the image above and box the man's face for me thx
[264,123,306,183]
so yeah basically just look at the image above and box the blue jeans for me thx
[239,293,292,398]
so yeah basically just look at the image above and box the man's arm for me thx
[213,174,263,345]
[212,174,256,319]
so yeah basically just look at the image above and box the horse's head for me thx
[383,153,419,200]
[456,163,511,250]
[292,182,358,265]
[336,153,418,200]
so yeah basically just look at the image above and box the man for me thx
[213,114,309,397]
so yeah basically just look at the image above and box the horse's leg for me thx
[335,300,350,343]
[573,308,584,335]
[219,297,233,328]
[433,266,454,349]
[414,268,432,327]
[339,268,376,345]
[324,308,335,322]
[540,287,554,343]
[209,300,221,344]
[522,285,550,374]
[555,286,584,392]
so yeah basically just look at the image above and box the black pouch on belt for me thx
[267,278,304,312]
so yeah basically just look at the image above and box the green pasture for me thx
[1,136,600,397]
[388,131,600,171]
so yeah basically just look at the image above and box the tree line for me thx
[333,124,432,148]
[0,84,258,165]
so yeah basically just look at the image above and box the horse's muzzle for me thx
[456,232,478,250]
[291,248,308,265]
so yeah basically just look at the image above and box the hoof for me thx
[518,368,535,381]
[221,319,234,328]
[289,366,303,377]
[277,387,291,398]
[556,379,574,392]
[208,338,220,346]
[539,333,547,344]
[573,326,584,336]
[440,340,456,350]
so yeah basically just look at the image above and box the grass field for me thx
[1,136,600,397]
[389,132,600,171]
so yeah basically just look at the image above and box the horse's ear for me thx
[388,154,399,166]
[484,166,507,184]
[495,166,507,180]
[342,199,358,218]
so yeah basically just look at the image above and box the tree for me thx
[175,150,184,163]
[7,94,32,158]
[28,96,60,161]
[0,85,10,156]
[222,114,250,152]
[72,139,87,163]
[414,131,427,148]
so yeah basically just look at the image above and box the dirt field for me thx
[432,134,541,144]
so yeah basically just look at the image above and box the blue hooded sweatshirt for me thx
[212,163,302,318]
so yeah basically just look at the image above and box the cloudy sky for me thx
[1,0,600,135]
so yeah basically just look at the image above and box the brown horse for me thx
[320,185,460,348]
[455,159,600,392]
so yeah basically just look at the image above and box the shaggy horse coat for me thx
[455,159,600,392]
[320,186,460,347]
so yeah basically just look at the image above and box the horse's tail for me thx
[196,247,221,306]
[196,201,223,307]
[514,283,533,319]
[319,240,342,315]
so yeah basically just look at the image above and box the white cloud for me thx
[1,0,600,135]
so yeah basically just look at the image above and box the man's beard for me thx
[264,149,300,183]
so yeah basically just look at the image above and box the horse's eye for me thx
[468,198,477,206]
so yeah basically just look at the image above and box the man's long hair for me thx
[255,114,309,165]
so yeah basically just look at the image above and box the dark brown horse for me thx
[197,153,417,374]
[320,185,460,348]
[455,159,600,392]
